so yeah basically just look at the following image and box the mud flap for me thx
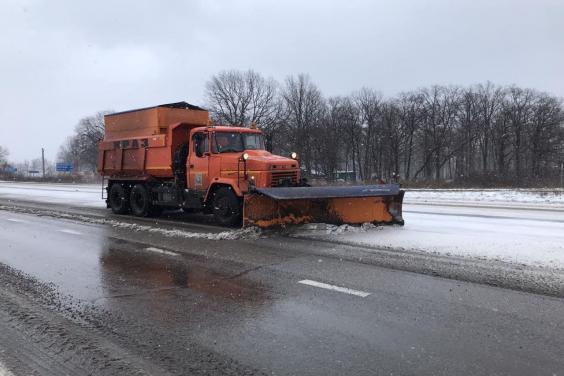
[243,184,404,228]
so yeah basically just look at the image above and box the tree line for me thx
[0,146,8,166]
[57,70,564,186]
[206,71,564,186]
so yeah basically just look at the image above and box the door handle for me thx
[189,164,194,168]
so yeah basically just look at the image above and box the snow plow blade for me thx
[243,184,404,228]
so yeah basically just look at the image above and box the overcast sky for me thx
[1,0,563,162]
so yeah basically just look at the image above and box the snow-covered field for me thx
[1,181,563,270]
[0,181,104,207]
[404,188,564,208]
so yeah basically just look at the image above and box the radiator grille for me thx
[270,171,298,187]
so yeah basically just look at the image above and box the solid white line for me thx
[58,229,83,235]
[6,218,27,223]
[298,279,371,297]
[144,247,179,257]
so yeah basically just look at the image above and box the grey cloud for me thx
[1,0,563,161]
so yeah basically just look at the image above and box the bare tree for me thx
[76,111,108,171]
[317,97,349,179]
[528,93,563,178]
[353,88,383,180]
[57,111,110,172]
[57,136,83,171]
[281,74,325,174]
[205,70,282,150]
[0,146,8,165]
[396,92,424,180]
[412,86,462,180]
[474,82,504,173]
[505,86,535,180]
[338,97,361,181]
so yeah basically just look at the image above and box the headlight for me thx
[291,152,297,159]
[242,153,249,161]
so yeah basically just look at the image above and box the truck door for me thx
[188,132,210,190]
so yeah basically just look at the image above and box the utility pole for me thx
[560,144,564,189]
[560,161,563,189]
[41,148,45,178]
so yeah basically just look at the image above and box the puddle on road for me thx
[98,239,265,304]
[94,238,270,328]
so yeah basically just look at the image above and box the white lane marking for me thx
[6,218,28,223]
[144,247,179,257]
[298,279,371,298]
[58,229,83,235]
[0,360,15,376]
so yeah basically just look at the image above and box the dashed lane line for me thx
[298,279,371,298]
[58,229,83,235]
[144,247,179,257]
[5,218,28,223]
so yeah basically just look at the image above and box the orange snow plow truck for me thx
[97,102,404,228]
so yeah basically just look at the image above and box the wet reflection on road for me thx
[98,238,266,304]
[0,211,268,321]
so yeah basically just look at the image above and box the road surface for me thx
[1,181,563,269]
[0,181,563,374]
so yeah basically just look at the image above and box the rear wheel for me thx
[109,184,129,214]
[212,187,242,227]
[130,184,160,217]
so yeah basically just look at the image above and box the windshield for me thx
[212,132,265,153]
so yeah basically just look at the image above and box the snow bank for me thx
[0,181,104,207]
[405,189,564,207]
[0,204,263,241]
[291,211,564,270]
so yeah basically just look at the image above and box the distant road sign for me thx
[56,162,73,172]
[1,167,17,173]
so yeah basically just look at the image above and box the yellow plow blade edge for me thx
[243,184,404,228]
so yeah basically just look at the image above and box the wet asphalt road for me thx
[1,209,564,375]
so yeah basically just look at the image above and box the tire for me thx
[212,187,242,227]
[130,184,159,217]
[109,184,129,214]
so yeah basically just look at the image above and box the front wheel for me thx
[212,187,242,227]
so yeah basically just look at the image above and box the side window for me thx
[192,133,208,158]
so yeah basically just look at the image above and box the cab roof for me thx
[193,125,263,133]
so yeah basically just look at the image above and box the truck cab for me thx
[181,126,301,225]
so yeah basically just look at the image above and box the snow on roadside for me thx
[405,188,564,207]
[291,213,564,270]
[0,205,262,241]
[0,181,104,207]
[1,180,563,209]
